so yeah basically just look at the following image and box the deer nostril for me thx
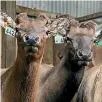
[79,51,83,56]
[15,28,19,32]
[35,37,39,42]
[46,31,50,35]
[25,36,29,40]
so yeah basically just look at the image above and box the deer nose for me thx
[25,35,39,45]
[77,49,92,61]
[81,50,91,57]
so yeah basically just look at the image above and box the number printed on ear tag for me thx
[96,40,102,47]
[55,33,64,44]
[5,26,16,37]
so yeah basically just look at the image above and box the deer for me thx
[34,20,97,102]
[1,13,50,102]
[71,31,102,102]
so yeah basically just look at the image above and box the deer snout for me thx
[25,35,40,45]
[77,49,92,61]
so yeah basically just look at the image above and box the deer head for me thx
[15,13,49,62]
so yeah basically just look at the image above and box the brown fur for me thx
[72,64,102,102]
[1,39,45,102]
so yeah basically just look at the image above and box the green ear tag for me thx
[96,40,102,47]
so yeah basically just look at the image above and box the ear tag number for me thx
[5,26,16,37]
[55,33,64,44]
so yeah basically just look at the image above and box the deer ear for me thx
[15,15,19,24]
[15,13,29,23]
[70,19,79,27]
[20,13,29,20]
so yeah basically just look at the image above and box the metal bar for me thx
[76,12,102,22]
[16,5,61,19]
[16,5,102,24]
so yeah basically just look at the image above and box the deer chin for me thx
[78,61,90,66]
[24,46,38,55]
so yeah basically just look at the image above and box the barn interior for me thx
[0,0,102,102]
[1,0,102,70]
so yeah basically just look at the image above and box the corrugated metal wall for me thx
[16,1,102,17]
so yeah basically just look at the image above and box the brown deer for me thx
[1,13,49,102]
[72,64,102,102]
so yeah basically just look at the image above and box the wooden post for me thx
[1,1,16,68]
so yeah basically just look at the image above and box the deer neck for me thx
[10,44,42,102]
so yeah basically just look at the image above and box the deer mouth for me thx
[78,61,90,66]
[24,45,38,55]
